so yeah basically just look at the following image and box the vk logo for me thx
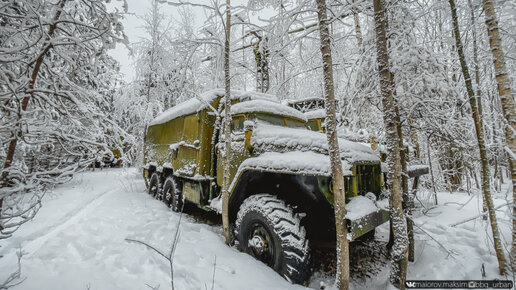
[406,281,416,288]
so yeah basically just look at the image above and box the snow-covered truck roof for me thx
[149,89,278,126]
[231,99,307,122]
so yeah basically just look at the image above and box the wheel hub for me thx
[249,235,267,254]
[247,225,274,266]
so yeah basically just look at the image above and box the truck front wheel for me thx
[235,194,310,284]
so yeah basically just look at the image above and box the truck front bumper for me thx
[346,207,390,241]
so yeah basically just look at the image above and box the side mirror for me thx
[243,120,255,132]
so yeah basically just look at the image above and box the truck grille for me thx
[355,163,382,196]
[344,163,382,200]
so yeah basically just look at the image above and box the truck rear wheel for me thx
[235,194,310,284]
[148,172,161,199]
[162,176,183,212]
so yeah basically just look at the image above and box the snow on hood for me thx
[251,123,379,165]
[149,89,276,126]
[237,151,353,177]
[231,99,307,122]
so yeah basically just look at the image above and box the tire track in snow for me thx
[12,188,118,258]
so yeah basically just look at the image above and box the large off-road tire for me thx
[235,194,310,284]
[162,176,183,212]
[148,172,161,199]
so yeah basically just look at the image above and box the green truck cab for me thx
[143,90,388,284]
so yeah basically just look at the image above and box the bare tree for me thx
[373,0,408,288]
[221,0,233,244]
[315,0,349,288]
[448,0,505,275]
[478,0,516,272]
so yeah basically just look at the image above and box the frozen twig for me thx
[211,255,216,290]
[0,249,25,289]
[125,203,184,290]
[145,283,160,290]
[124,238,169,260]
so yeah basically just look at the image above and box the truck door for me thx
[216,114,248,186]
[176,113,200,176]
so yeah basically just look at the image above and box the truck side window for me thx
[286,118,307,129]
[256,113,284,126]
[307,120,319,131]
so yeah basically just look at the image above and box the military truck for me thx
[143,89,388,284]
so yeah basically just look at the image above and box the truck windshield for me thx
[255,113,307,129]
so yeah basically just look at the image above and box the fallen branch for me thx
[457,192,480,210]
[412,223,457,260]
[449,203,509,227]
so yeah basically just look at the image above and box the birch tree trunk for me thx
[448,0,505,275]
[352,4,363,53]
[373,0,408,288]
[222,0,232,244]
[479,0,516,272]
[315,0,349,288]
[395,106,413,263]
[467,0,489,219]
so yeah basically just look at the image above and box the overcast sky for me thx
[108,0,171,82]
[107,0,273,82]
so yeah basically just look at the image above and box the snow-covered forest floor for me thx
[0,168,513,290]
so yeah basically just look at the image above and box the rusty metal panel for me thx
[183,181,201,204]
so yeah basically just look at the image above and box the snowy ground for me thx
[0,168,514,289]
